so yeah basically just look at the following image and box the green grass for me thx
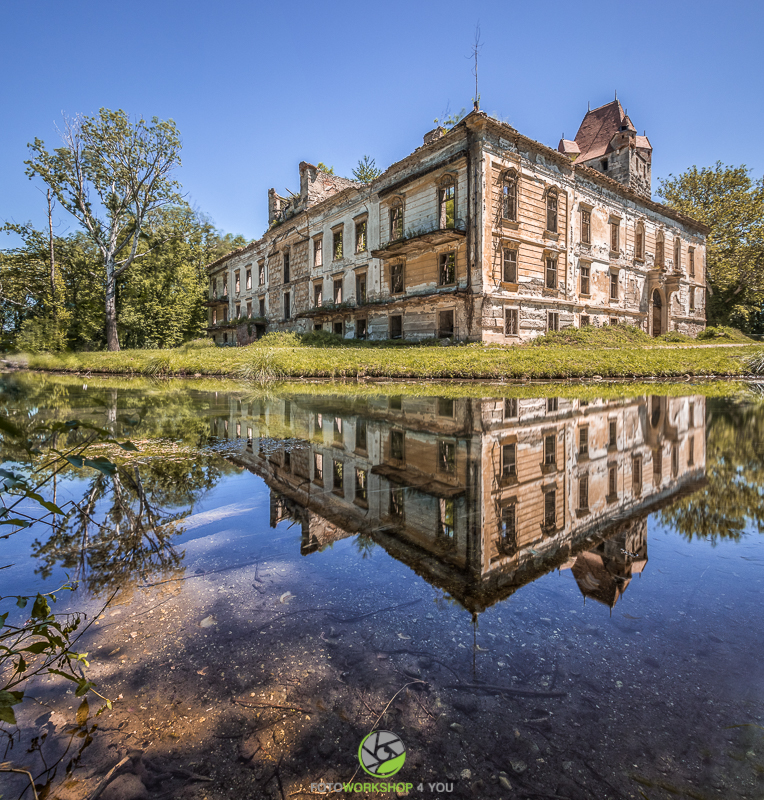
[14,327,762,381]
[696,325,755,343]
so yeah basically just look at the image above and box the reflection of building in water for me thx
[210,393,705,613]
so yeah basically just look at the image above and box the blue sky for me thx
[1,0,762,245]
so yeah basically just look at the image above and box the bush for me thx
[300,330,345,347]
[179,338,216,350]
[697,326,752,343]
[531,324,652,348]
[656,331,693,343]
[16,317,68,353]
[250,331,301,347]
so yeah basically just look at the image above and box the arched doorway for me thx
[652,290,662,337]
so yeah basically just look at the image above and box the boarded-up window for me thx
[544,434,556,465]
[390,315,402,339]
[390,262,404,294]
[390,199,404,240]
[502,443,517,478]
[439,177,456,229]
[544,489,556,528]
[610,220,620,252]
[547,312,559,332]
[438,310,454,338]
[581,209,591,244]
[503,248,517,283]
[355,220,367,253]
[502,171,518,221]
[314,238,323,268]
[333,228,343,260]
[579,475,589,510]
[439,252,456,285]
[546,191,558,233]
[580,264,590,295]
[505,308,519,336]
[545,257,557,290]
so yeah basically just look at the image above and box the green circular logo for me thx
[358,730,406,777]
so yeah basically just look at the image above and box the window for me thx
[504,398,518,418]
[356,419,367,451]
[656,234,664,268]
[235,272,240,294]
[505,308,519,336]
[580,264,590,295]
[314,282,323,307]
[636,223,645,260]
[283,251,290,283]
[578,475,589,510]
[502,170,518,221]
[389,395,402,410]
[333,228,343,260]
[223,275,228,296]
[633,455,643,496]
[438,440,456,473]
[438,310,454,338]
[438,398,454,417]
[609,317,619,326]
[503,248,517,283]
[333,321,344,337]
[314,237,323,268]
[653,446,662,479]
[608,464,617,498]
[391,430,405,461]
[547,397,558,413]
[689,436,695,466]
[689,402,695,427]
[314,412,323,431]
[438,498,455,543]
[610,220,620,252]
[259,297,265,317]
[235,303,240,317]
[223,306,228,322]
[390,198,404,240]
[333,279,343,304]
[212,309,217,324]
[356,273,367,304]
[355,468,368,504]
[334,416,343,444]
[499,503,517,554]
[439,252,456,285]
[544,489,556,528]
[671,444,679,478]
[502,443,517,478]
[246,269,252,290]
[258,261,266,286]
[581,315,590,327]
[355,220,367,253]
[390,262,404,294]
[579,426,589,456]
[609,419,617,448]
[545,257,557,290]
[332,459,344,494]
[283,291,291,320]
[246,301,252,317]
[390,315,402,339]
[610,272,619,301]
[439,176,456,229]
[689,248,695,278]
[689,288,695,312]
[601,159,608,171]
[544,434,556,466]
[390,487,405,520]
[314,452,323,482]
[356,318,367,339]
[546,190,558,233]
[547,312,559,332]
[581,208,591,244]
[674,238,681,272]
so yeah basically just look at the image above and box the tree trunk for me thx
[47,188,56,309]
[105,271,120,351]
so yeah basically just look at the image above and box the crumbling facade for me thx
[207,100,708,344]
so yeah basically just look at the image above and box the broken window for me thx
[390,486,405,520]
[545,257,557,290]
[502,170,518,221]
[503,248,517,283]
[580,264,590,295]
[355,220,367,253]
[356,318,367,339]
[356,419,367,451]
[438,440,456,473]
[314,238,323,268]
[544,434,556,466]
[283,291,291,320]
[334,417,343,444]
[314,452,323,482]
[546,190,558,233]
[504,398,518,419]
[610,272,619,301]
[212,309,217,324]
[314,282,323,307]
[439,176,456,229]
[259,297,265,317]
[438,398,454,417]
[544,489,556,528]
[609,316,618,326]
[246,301,252,317]
[581,209,591,244]
[439,252,456,285]
[499,504,517,554]
[355,469,368,504]
[671,444,679,478]
[581,314,590,327]
[547,311,559,332]
[547,397,558,413]
[235,272,241,294]
[505,308,519,336]
[579,426,589,456]
[689,248,695,277]
[283,251,290,283]
[333,321,343,337]
[235,303,240,317]
[502,443,517,478]
[438,498,455,543]
[389,262,404,294]
[332,459,344,494]
[438,309,454,338]
[258,261,266,286]
[223,306,228,322]
[391,430,405,461]
[334,279,343,304]
[356,273,367,304]
[636,222,645,260]
[333,228,343,260]
[223,275,228,296]
[578,475,589,510]
[246,269,252,290]
[610,220,620,252]
[390,315,402,339]
[390,198,404,240]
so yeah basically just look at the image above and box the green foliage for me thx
[16,317,68,353]
[316,162,335,174]
[299,330,345,347]
[433,108,466,129]
[696,325,752,343]
[352,155,383,183]
[531,324,653,348]
[657,163,764,329]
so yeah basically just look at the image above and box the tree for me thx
[25,109,183,350]
[316,162,335,175]
[352,155,382,183]
[657,163,764,329]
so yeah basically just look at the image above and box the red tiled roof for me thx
[557,138,581,156]
[636,134,652,151]
[574,100,625,162]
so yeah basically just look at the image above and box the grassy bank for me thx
[13,327,763,381]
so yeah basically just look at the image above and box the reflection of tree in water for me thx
[661,399,764,542]
[31,455,223,596]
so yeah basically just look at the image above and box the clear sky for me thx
[1,0,762,246]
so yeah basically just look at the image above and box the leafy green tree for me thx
[316,162,335,174]
[25,109,183,351]
[657,163,764,329]
[352,155,382,183]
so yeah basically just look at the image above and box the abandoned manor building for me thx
[206,99,708,344]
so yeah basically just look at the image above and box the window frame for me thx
[502,246,518,284]
[283,250,290,284]
[501,169,518,222]
[505,308,519,337]
[580,263,590,295]
[283,290,291,320]
[635,221,645,261]
[389,261,404,295]
[332,226,344,261]
[547,311,559,333]
[609,271,619,301]
[609,219,620,253]
[355,218,367,254]
[313,281,323,308]
[389,197,404,241]
[545,256,558,290]
[545,189,558,234]
[439,252,456,286]
[438,309,455,339]
[438,175,457,230]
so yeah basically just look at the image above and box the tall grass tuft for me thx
[237,347,285,385]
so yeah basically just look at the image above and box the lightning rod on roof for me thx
[588,101,590,111]
[615,89,618,101]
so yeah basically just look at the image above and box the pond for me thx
[1,373,763,800]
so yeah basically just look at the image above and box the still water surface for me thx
[1,374,763,800]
